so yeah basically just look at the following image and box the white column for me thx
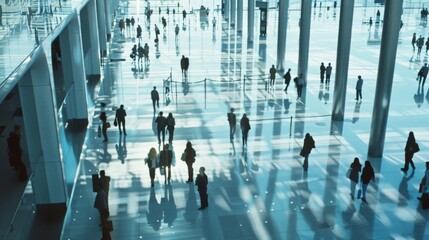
[60,14,88,121]
[230,0,236,26]
[105,0,113,40]
[96,0,107,53]
[18,47,68,204]
[276,0,289,72]
[237,0,243,32]
[297,0,312,85]
[247,0,255,43]
[81,0,101,76]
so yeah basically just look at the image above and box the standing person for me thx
[369,17,373,28]
[425,38,429,53]
[115,104,127,135]
[295,73,304,100]
[125,18,131,33]
[151,86,159,111]
[137,44,144,65]
[145,147,159,187]
[269,65,277,86]
[240,114,251,146]
[175,24,180,38]
[100,111,109,142]
[320,62,326,83]
[131,44,137,64]
[144,43,150,63]
[355,75,363,102]
[401,131,418,172]
[300,133,315,172]
[283,68,291,92]
[166,113,176,143]
[348,157,362,200]
[180,55,186,76]
[418,63,428,87]
[154,24,160,41]
[195,167,208,210]
[325,63,333,83]
[412,33,417,51]
[184,57,190,76]
[417,36,424,54]
[119,19,125,35]
[182,9,187,19]
[212,17,216,28]
[183,141,196,183]
[360,160,375,203]
[160,144,173,184]
[417,161,429,200]
[227,108,236,140]
[136,25,142,41]
[156,112,167,144]
[130,16,135,28]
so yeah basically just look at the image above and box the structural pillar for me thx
[104,0,113,40]
[237,0,243,32]
[247,0,255,43]
[18,47,68,205]
[80,0,101,77]
[96,0,107,54]
[368,0,403,157]
[276,0,289,72]
[230,0,236,26]
[297,0,312,85]
[225,0,230,21]
[60,14,89,123]
[331,0,355,121]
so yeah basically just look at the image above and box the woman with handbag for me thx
[401,131,418,172]
[301,133,315,171]
[348,157,362,200]
[183,141,196,183]
[146,147,159,187]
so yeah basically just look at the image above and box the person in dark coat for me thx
[151,86,159,111]
[325,63,332,83]
[269,65,277,86]
[283,68,291,92]
[94,188,109,224]
[195,167,208,210]
[184,141,196,182]
[355,75,363,102]
[401,131,418,172]
[166,113,176,143]
[156,112,167,144]
[360,160,375,203]
[348,157,362,199]
[180,55,186,75]
[160,144,173,184]
[412,33,417,51]
[320,62,326,83]
[115,104,127,135]
[227,108,236,140]
[100,111,108,142]
[301,133,315,171]
[418,63,428,87]
[240,114,251,146]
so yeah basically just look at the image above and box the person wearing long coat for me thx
[361,160,375,202]
[348,157,362,199]
[301,133,315,171]
[240,114,251,146]
[195,167,208,210]
[184,141,196,182]
[401,131,418,172]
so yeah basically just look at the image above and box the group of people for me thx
[227,108,251,146]
[99,104,128,142]
[144,142,208,210]
[118,16,135,36]
[130,43,150,66]
[420,8,429,20]
[180,55,190,78]
[155,111,176,144]
[411,33,429,54]
[319,62,333,84]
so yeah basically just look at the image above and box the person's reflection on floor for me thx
[146,187,163,231]
[182,82,189,95]
[398,171,414,207]
[183,183,198,223]
[99,142,112,164]
[414,86,424,107]
[161,185,177,227]
[116,135,127,164]
[352,101,361,124]
[283,98,291,114]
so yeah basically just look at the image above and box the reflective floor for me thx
[61,1,429,239]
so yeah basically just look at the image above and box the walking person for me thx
[412,33,417,51]
[94,187,109,224]
[144,43,150,63]
[401,131,419,172]
[355,75,363,102]
[151,86,159,111]
[227,108,236,140]
[195,167,208,210]
[100,111,109,142]
[417,162,429,201]
[300,133,315,171]
[240,114,251,146]
[348,157,362,200]
[137,44,144,65]
[184,56,190,77]
[145,147,159,187]
[136,25,142,41]
[115,105,127,135]
[283,68,291,92]
[425,38,429,53]
[166,113,175,143]
[154,24,160,41]
[360,160,375,203]
[160,144,173,184]
[183,141,196,183]
[180,55,186,76]
[269,65,277,86]
[325,63,333,83]
[295,73,304,100]
[175,24,180,39]
[320,62,326,83]
[418,63,428,87]
[156,111,167,144]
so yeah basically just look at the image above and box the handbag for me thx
[346,168,352,178]
[414,143,420,153]
[419,177,427,193]
[299,149,306,157]
[114,118,118,127]
[181,152,187,161]
[106,122,111,128]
